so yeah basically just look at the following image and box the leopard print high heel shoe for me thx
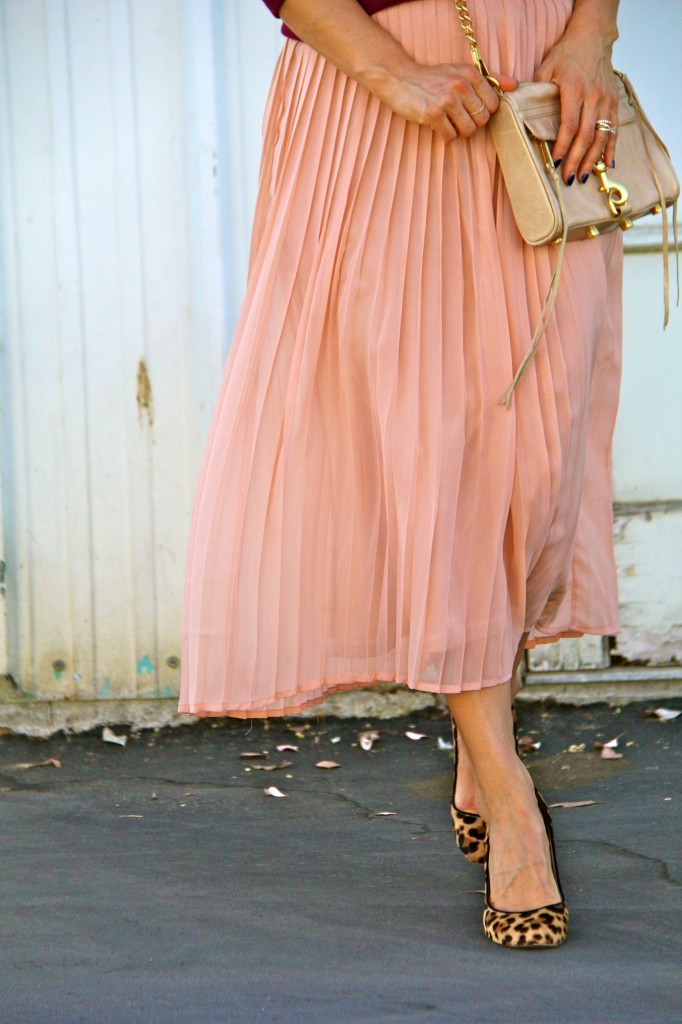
[450,717,488,864]
[482,787,569,949]
[450,707,519,865]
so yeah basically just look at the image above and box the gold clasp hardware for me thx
[538,140,556,174]
[592,159,629,217]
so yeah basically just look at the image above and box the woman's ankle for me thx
[477,756,535,823]
[453,737,479,811]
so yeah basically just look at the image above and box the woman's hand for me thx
[534,8,619,184]
[278,0,517,143]
[378,62,518,143]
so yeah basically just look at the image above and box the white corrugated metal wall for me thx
[0,0,680,719]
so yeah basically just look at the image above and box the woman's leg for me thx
[452,635,525,811]
[446,634,561,912]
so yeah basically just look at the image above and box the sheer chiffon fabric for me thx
[179,0,622,718]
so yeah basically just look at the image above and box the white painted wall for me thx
[0,0,680,708]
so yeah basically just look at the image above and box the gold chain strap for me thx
[453,0,501,89]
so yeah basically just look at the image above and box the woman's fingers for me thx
[555,86,619,183]
[602,117,617,169]
[563,92,601,183]
[444,66,512,135]
[470,74,502,114]
[581,93,619,174]
[495,72,520,94]
[551,85,583,180]
[432,110,459,143]
[404,63,518,143]
[577,113,618,180]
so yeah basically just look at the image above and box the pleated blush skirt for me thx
[178,0,623,718]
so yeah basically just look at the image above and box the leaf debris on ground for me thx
[102,727,127,746]
[315,760,341,769]
[518,734,542,753]
[593,736,623,759]
[358,730,380,751]
[3,757,62,770]
[251,760,294,772]
[644,707,681,721]
[600,745,624,759]
[405,731,428,741]
[264,786,287,798]
[548,800,600,808]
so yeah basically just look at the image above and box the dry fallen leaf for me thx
[518,734,542,753]
[264,786,286,798]
[5,757,62,770]
[594,736,620,751]
[548,800,599,808]
[251,760,293,772]
[102,726,127,747]
[330,736,342,744]
[644,707,681,721]
[276,744,299,752]
[373,811,397,816]
[239,751,268,759]
[567,743,586,753]
[405,731,428,741]
[359,730,380,751]
[600,746,623,760]
[315,760,341,769]
[437,736,454,751]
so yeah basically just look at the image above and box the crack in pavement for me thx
[567,837,681,887]
[0,774,437,834]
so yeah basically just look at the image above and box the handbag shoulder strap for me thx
[453,0,569,408]
[453,1,502,90]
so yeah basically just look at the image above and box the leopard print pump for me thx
[482,788,569,949]
[450,708,519,866]
[450,717,488,864]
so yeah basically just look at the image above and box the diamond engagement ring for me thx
[595,119,617,134]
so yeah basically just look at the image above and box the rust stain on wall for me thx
[136,358,154,428]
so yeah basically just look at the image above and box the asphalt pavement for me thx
[0,697,680,1024]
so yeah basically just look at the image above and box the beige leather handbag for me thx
[453,0,680,406]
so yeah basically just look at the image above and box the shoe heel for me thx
[450,717,488,864]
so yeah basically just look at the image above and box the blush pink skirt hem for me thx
[179,0,623,719]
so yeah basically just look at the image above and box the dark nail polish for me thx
[580,172,589,184]
[611,159,616,169]
[567,173,575,186]
[553,157,562,168]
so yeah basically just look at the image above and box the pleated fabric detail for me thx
[179,0,623,717]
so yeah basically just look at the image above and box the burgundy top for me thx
[261,0,418,41]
